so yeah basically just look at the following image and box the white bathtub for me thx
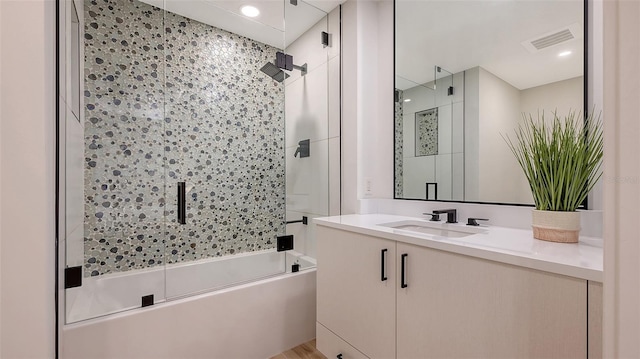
[63,268,317,359]
[66,249,315,323]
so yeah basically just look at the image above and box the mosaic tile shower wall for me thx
[415,108,438,156]
[83,0,285,277]
[394,89,403,198]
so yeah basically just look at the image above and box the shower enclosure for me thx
[60,0,338,323]
[395,65,463,201]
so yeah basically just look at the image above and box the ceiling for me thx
[395,0,584,90]
[140,0,342,48]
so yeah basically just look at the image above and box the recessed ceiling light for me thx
[558,51,572,57]
[240,5,260,17]
[404,99,411,102]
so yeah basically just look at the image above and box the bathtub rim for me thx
[63,267,317,329]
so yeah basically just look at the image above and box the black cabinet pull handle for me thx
[381,249,388,281]
[337,354,343,359]
[401,253,408,288]
[177,182,186,224]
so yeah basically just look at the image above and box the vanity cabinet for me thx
[396,242,586,358]
[317,225,590,359]
[316,226,396,358]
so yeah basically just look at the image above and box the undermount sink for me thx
[379,220,479,238]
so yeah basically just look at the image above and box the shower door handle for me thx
[177,182,186,224]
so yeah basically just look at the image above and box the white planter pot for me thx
[531,210,581,243]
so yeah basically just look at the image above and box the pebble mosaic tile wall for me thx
[83,0,285,277]
[394,89,403,198]
[415,108,438,156]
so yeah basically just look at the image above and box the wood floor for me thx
[270,339,327,359]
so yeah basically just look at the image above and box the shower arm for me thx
[291,63,307,76]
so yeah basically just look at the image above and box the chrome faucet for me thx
[433,209,457,223]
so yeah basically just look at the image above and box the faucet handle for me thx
[423,212,441,222]
[467,218,489,226]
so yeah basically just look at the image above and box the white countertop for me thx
[314,214,603,282]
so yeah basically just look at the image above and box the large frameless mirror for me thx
[394,0,585,205]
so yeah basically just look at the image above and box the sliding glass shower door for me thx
[161,1,288,299]
[64,0,169,323]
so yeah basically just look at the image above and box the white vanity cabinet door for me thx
[317,226,396,359]
[396,242,587,359]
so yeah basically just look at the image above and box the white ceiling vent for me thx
[531,29,574,49]
[521,23,583,53]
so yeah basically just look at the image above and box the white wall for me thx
[465,68,583,205]
[465,67,523,203]
[341,0,394,214]
[464,67,480,202]
[520,77,584,118]
[341,0,358,214]
[355,0,379,202]
[0,1,56,358]
[478,68,529,204]
[285,7,340,258]
[375,0,395,200]
[602,0,640,357]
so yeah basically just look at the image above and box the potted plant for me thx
[503,110,603,243]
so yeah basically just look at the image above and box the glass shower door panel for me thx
[284,0,329,269]
[65,0,167,323]
[163,2,288,299]
[401,82,437,200]
[434,67,456,200]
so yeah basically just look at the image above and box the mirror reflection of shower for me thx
[394,64,462,201]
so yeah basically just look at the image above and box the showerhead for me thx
[260,62,289,83]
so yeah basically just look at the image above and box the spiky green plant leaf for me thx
[502,110,603,211]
